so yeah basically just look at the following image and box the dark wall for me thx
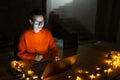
[95,0,120,42]
[0,0,9,36]
[0,0,46,37]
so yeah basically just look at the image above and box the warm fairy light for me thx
[112,56,120,69]
[110,51,114,54]
[105,59,112,65]
[68,75,72,78]
[17,66,23,72]
[22,73,26,79]
[104,69,107,73]
[77,70,83,73]
[104,68,112,73]
[76,76,82,80]
[17,66,20,69]
[85,71,89,74]
[11,60,26,72]
[108,68,112,73]
[96,67,101,70]
[96,73,101,77]
[27,69,34,75]
[113,61,119,69]
[117,53,120,57]
[89,74,96,80]
[11,60,18,69]
[10,50,120,80]
[25,77,30,80]
[104,68,112,76]
[33,76,38,79]
[105,51,120,70]
[41,76,43,79]
[77,69,89,74]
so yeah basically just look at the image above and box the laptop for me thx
[41,54,80,79]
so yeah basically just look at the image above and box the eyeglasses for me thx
[34,20,44,25]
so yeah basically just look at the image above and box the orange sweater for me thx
[17,28,60,61]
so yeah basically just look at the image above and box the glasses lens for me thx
[34,21,44,25]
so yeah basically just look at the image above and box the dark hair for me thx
[29,9,44,20]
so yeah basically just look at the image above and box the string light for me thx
[33,76,39,79]
[10,50,120,80]
[96,67,101,70]
[96,73,101,77]
[68,75,72,78]
[27,69,34,76]
[89,74,96,80]
[76,76,82,80]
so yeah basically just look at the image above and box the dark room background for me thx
[0,0,46,38]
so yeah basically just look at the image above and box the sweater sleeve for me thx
[17,34,35,60]
[48,32,60,57]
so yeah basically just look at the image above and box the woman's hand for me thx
[35,54,43,61]
[54,56,60,61]
[34,50,43,61]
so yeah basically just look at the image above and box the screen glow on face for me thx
[34,20,44,25]
[32,16,44,33]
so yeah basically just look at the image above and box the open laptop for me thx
[41,54,80,79]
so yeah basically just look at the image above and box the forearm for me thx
[17,51,36,60]
[51,47,60,57]
[50,47,61,61]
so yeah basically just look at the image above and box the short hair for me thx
[29,9,44,20]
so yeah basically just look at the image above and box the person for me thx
[17,9,60,62]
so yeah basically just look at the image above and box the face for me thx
[30,15,44,33]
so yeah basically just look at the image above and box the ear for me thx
[29,19,33,25]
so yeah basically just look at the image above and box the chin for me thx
[39,28,42,31]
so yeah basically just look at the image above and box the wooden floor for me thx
[0,42,120,80]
